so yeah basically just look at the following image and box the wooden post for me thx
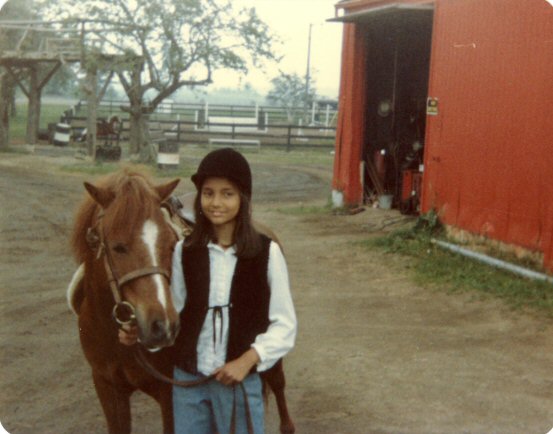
[85,66,98,157]
[286,125,292,152]
[0,73,10,149]
[26,65,41,145]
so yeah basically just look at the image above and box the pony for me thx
[69,170,296,434]
[70,168,181,434]
[96,115,121,146]
[75,116,122,146]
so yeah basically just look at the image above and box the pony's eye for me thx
[112,243,128,254]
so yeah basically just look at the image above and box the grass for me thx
[59,162,126,176]
[360,212,553,316]
[199,146,335,170]
[9,103,70,140]
[59,161,195,179]
[276,203,332,215]
[0,145,33,154]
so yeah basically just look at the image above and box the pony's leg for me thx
[92,371,132,434]
[141,381,174,434]
[263,360,295,434]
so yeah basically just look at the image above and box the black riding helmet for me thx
[191,148,252,198]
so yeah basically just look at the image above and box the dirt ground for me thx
[1,146,553,434]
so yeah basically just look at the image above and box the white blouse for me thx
[170,239,297,375]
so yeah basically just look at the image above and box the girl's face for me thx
[200,177,241,229]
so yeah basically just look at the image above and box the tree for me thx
[44,0,279,160]
[43,64,79,96]
[266,72,317,123]
[0,0,36,149]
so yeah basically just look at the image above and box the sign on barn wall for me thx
[426,97,439,116]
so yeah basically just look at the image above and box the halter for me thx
[86,210,171,326]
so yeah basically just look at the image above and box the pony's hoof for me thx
[280,424,296,434]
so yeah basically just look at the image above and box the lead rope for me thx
[134,347,254,434]
[231,382,254,434]
[134,346,215,387]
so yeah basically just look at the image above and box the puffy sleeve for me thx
[170,240,186,314]
[251,241,297,371]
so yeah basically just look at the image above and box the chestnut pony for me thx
[70,169,295,434]
[96,115,121,146]
[71,168,180,434]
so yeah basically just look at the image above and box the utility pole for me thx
[304,23,313,123]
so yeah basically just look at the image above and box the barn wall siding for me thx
[333,0,553,271]
[332,23,368,204]
[422,0,553,270]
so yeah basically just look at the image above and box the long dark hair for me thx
[184,187,261,258]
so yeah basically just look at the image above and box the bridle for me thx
[86,210,170,326]
[86,209,212,385]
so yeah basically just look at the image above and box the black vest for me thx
[174,235,271,374]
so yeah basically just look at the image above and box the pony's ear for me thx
[155,178,180,202]
[84,182,115,208]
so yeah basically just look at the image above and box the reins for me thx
[134,345,254,434]
[134,345,215,387]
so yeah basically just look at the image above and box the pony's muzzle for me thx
[112,301,137,326]
[147,315,180,347]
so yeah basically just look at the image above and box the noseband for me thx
[86,210,170,326]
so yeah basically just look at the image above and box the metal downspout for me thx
[431,239,553,284]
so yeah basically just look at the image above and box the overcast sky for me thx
[216,0,343,97]
[0,0,344,98]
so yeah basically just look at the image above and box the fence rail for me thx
[67,115,336,151]
[71,98,338,128]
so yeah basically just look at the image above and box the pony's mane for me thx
[71,167,161,263]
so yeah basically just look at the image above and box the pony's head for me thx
[73,168,181,349]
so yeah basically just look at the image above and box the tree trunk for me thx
[140,109,157,163]
[126,61,147,157]
[129,107,156,163]
[128,105,144,155]
[26,66,41,145]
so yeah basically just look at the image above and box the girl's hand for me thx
[118,324,138,346]
[213,348,260,386]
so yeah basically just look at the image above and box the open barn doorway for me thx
[361,7,434,214]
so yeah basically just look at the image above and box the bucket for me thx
[157,142,180,168]
[53,123,71,146]
[378,194,393,209]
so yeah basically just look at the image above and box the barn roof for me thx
[330,0,433,22]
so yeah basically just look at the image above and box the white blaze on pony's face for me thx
[141,219,167,310]
[133,218,179,349]
[141,220,167,309]
[125,212,180,349]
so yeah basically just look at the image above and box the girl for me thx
[120,148,297,434]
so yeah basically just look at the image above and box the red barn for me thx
[330,0,553,272]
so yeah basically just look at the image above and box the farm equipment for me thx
[399,168,423,215]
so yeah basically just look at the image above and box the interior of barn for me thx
[360,9,433,214]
